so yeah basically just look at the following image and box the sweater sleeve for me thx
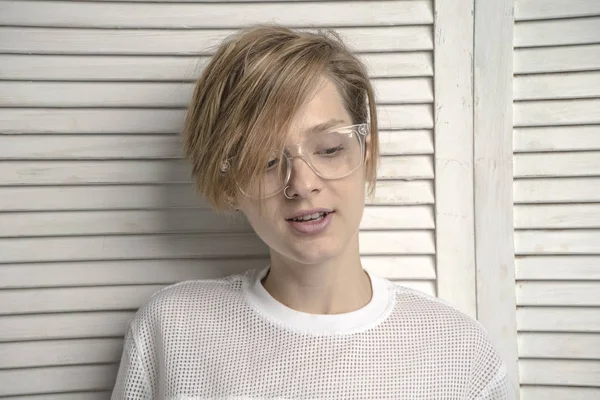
[111,326,153,400]
[468,324,514,400]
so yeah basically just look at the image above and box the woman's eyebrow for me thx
[304,119,347,135]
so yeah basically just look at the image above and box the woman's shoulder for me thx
[390,283,490,339]
[128,268,252,331]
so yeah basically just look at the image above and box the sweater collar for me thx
[242,265,394,335]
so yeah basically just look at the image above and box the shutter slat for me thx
[0,180,434,211]
[515,0,600,21]
[514,126,600,152]
[516,256,600,280]
[521,386,600,400]
[520,359,600,387]
[0,256,436,289]
[515,17,600,47]
[514,99,600,127]
[0,205,435,237]
[0,285,165,315]
[0,130,433,159]
[0,157,432,185]
[514,71,600,100]
[515,230,600,255]
[0,1,434,28]
[518,332,600,359]
[0,233,270,263]
[515,204,600,228]
[516,282,600,306]
[517,307,600,332]
[0,312,134,342]
[0,231,434,263]
[514,178,600,203]
[515,44,600,74]
[0,105,433,134]
[514,152,600,178]
[0,364,116,396]
[0,78,434,107]
[0,26,433,54]
[0,53,434,80]
[0,338,123,368]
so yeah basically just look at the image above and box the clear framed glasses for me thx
[221,123,369,199]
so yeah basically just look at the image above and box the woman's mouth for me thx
[286,211,334,235]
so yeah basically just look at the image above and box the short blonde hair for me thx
[182,25,379,211]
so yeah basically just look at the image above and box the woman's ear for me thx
[364,133,372,166]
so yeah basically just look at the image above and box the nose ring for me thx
[284,185,294,200]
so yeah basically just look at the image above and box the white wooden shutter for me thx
[513,1,600,399]
[0,1,441,397]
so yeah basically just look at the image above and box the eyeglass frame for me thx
[220,122,370,199]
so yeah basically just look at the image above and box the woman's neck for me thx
[262,243,372,315]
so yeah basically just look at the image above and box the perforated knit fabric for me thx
[111,266,511,399]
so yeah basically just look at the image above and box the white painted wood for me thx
[369,180,435,205]
[0,26,433,54]
[514,126,600,152]
[0,285,166,315]
[515,0,600,21]
[377,156,434,180]
[0,181,434,212]
[514,99,600,127]
[432,0,476,318]
[515,45,600,74]
[516,282,600,306]
[519,359,600,386]
[0,205,434,237]
[392,280,436,296]
[518,332,600,359]
[0,157,432,185]
[0,312,134,341]
[517,307,600,332]
[0,364,117,396]
[515,204,600,228]
[0,105,433,134]
[360,206,435,229]
[0,52,434,80]
[473,0,519,394]
[514,71,600,100]
[378,130,434,155]
[0,1,433,28]
[359,231,435,255]
[0,130,431,159]
[0,209,250,237]
[0,78,433,107]
[515,17,600,47]
[514,177,600,203]
[0,233,269,263]
[514,152,600,178]
[0,259,268,288]
[516,255,600,280]
[0,256,436,289]
[0,231,434,263]
[515,230,600,254]
[521,386,600,400]
[1,393,111,400]
[0,184,206,211]
[0,338,122,368]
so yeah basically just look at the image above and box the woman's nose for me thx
[284,156,323,199]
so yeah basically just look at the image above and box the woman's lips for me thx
[286,211,334,235]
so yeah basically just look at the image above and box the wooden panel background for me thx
[513,0,600,398]
[0,0,439,397]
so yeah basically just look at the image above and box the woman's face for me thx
[236,77,370,265]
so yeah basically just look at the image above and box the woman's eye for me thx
[317,146,344,156]
[266,159,279,170]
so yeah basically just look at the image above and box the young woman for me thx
[112,26,510,399]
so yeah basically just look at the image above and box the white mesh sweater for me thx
[111,266,511,399]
